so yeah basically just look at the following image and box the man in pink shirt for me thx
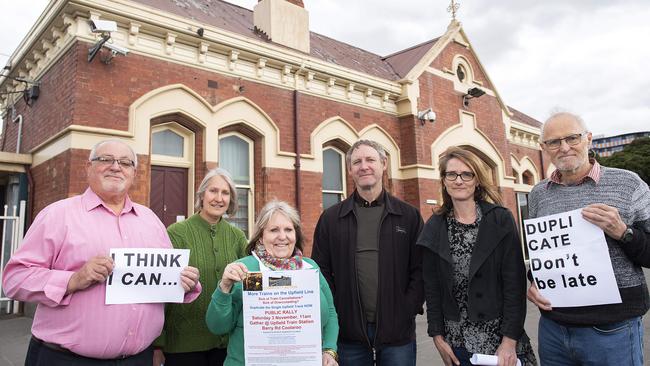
[2,139,201,366]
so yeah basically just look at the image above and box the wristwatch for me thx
[620,226,634,244]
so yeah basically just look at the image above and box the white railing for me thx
[0,200,27,314]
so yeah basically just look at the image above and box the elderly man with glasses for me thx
[2,139,201,366]
[526,112,650,366]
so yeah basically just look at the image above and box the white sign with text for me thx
[242,269,322,366]
[106,248,189,304]
[524,209,621,307]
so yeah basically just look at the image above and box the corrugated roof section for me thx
[509,106,542,128]
[383,38,439,79]
[128,0,400,79]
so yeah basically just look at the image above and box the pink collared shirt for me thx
[548,158,602,187]
[2,188,200,359]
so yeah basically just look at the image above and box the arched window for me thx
[522,170,534,185]
[453,56,474,85]
[322,147,345,209]
[152,129,184,157]
[456,64,467,83]
[150,123,194,227]
[219,133,254,236]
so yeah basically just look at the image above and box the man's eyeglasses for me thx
[90,156,135,168]
[444,171,475,182]
[542,132,587,150]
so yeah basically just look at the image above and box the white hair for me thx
[88,139,138,168]
[541,112,589,141]
[195,168,238,214]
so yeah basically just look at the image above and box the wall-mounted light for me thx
[0,76,41,107]
[462,87,485,107]
[417,107,436,125]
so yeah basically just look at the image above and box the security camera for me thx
[89,19,117,34]
[87,19,119,63]
[417,108,436,125]
[103,42,129,56]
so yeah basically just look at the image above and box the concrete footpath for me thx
[2,272,650,365]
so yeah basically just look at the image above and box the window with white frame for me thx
[152,129,184,157]
[219,134,254,237]
[516,192,530,260]
[322,147,345,210]
[150,123,195,220]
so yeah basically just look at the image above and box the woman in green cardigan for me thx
[153,168,248,366]
[206,200,339,366]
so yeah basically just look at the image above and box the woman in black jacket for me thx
[417,147,536,366]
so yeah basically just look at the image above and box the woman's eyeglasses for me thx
[444,171,475,182]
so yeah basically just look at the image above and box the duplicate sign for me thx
[106,248,190,304]
[524,209,621,307]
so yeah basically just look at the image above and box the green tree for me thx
[596,137,650,185]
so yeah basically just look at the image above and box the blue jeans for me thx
[338,323,416,366]
[538,315,644,366]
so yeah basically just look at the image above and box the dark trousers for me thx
[338,323,416,366]
[26,337,153,366]
[163,347,227,366]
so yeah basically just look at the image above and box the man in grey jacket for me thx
[527,112,650,366]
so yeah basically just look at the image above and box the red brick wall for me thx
[511,144,548,181]
[1,45,77,153]
[6,39,542,247]
[30,151,72,214]
[29,148,150,217]
[430,42,493,89]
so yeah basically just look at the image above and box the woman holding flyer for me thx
[206,200,339,366]
[416,147,536,366]
[153,168,248,366]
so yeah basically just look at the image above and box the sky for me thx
[1,0,648,137]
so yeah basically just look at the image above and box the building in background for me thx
[0,0,548,260]
[592,131,650,157]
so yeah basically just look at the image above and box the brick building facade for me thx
[0,0,548,255]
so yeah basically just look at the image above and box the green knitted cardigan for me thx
[154,213,248,353]
[205,256,339,366]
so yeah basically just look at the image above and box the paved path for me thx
[2,270,649,365]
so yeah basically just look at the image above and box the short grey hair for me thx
[89,139,138,168]
[194,168,238,215]
[345,139,387,167]
[541,112,589,141]
[245,200,305,254]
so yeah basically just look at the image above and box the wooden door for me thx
[150,166,188,228]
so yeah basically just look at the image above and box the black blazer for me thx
[416,201,527,340]
[312,191,424,348]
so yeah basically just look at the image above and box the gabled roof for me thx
[508,106,542,128]
[383,38,439,79]
[129,0,399,80]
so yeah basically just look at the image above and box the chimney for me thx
[254,0,310,53]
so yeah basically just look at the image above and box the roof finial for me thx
[447,0,460,20]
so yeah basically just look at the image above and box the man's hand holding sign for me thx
[66,255,114,295]
[581,203,628,240]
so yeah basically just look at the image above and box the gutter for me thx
[293,90,301,212]
[13,113,23,153]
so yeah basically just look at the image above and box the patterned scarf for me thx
[254,242,303,270]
